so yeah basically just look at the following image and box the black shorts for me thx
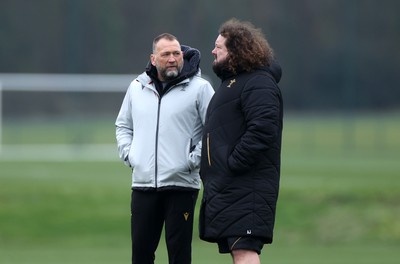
[218,237,264,255]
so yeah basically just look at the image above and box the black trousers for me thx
[131,189,199,264]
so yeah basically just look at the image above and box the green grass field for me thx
[1,114,399,263]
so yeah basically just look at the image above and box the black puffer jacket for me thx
[199,61,283,244]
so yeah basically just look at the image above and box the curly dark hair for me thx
[219,18,274,74]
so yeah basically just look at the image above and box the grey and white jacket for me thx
[115,45,214,190]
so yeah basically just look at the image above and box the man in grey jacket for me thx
[115,33,214,264]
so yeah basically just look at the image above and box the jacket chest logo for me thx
[183,212,190,221]
[227,79,236,88]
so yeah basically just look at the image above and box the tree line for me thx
[1,0,399,112]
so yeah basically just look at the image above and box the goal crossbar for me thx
[0,73,136,158]
[0,73,136,92]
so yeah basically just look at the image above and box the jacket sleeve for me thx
[228,75,282,172]
[188,81,215,169]
[115,84,134,167]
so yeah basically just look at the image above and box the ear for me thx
[150,54,156,66]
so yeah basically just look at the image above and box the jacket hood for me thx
[264,59,282,84]
[145,45,201,85]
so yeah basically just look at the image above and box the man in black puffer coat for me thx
[199,18,283,263]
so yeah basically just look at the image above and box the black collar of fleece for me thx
[219,59,282,84]
[145,45,201,89]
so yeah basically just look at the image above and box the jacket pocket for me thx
[187,138,196,172]
[128,151,135,169]
[124,154,132,167]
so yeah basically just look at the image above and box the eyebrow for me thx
[160,50,181,54]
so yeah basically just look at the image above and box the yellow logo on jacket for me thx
[184,212,190,221]
[227,79,236,88]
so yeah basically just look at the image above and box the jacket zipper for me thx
[154,84,180,187]
[207,133,211,166]
[154,96,161,188]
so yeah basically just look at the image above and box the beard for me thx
[161,68,179,81]
[212,58,230,79]
[158,63,183,81]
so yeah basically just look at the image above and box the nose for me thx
[211,48,216,55]
[167,55,177,63]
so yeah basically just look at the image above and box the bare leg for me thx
[231,249,260,264]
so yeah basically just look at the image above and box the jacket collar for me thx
[219,59,282,84]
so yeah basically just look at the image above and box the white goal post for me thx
[0,73,136,160]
